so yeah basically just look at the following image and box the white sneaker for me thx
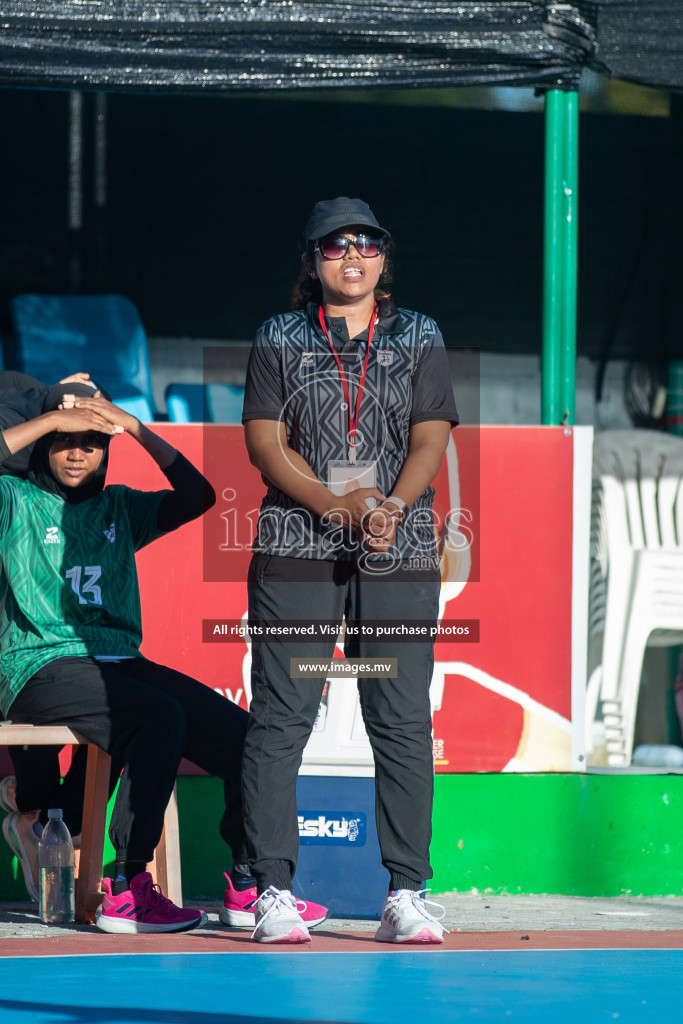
[2,811,40,902]
[375,889,446,944]
[0,777,18,814]
[251,886,311,944]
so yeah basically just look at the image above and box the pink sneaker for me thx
[96,872,207,934]
[219,872,328,929]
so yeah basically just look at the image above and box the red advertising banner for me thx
[107,424,584,775]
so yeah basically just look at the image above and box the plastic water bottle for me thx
[39,809,75,924]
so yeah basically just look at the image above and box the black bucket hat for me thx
[305,197,389,244]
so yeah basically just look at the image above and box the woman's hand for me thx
[361,502,401,552]
[59,393,182,470]
[58,372,97,388]
[1,395,129,461]
[323,487,386,534]
[47,405,121,436]
[59,394,138,435]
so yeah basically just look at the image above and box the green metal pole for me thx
[559,91,578,425]
[542,90,564,425]
[542,89,579,426]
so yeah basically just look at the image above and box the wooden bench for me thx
[0,723,182,923]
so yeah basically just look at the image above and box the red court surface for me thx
[1,928,683,957]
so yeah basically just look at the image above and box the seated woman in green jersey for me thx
[0,383,251,933]
[0,371,113,898]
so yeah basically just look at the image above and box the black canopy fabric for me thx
[0,2,680,94]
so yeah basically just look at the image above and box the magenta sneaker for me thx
[219,872,328,929]
[95,872,207,934]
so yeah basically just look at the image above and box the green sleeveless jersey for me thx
[0,477,168,714]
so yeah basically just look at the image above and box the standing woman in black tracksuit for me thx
[241,196,459,944]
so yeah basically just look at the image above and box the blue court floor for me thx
[0,949,682,1023]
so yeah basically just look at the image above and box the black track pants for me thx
[243,554,440,893]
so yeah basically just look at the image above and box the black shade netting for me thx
[0,2,597,93]
[588,1,683,90]
[3,3,681,94]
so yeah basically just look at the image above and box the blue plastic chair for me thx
[165,383,245,424]
[10,295,156,420]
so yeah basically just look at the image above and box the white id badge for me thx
[327,460,378,507]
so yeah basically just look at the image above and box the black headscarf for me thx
[27,382,111,504]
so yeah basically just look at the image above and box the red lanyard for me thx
[318,304,377,462]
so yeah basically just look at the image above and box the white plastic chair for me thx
[587,430,683,766]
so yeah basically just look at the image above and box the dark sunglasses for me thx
[313,233,385,260]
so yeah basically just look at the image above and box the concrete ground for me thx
[2,891,683,939]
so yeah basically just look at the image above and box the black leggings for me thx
[8,656,249,868]
[244,554,440,894]
[9,743,116,835]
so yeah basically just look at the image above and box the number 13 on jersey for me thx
[65,565,103,606]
